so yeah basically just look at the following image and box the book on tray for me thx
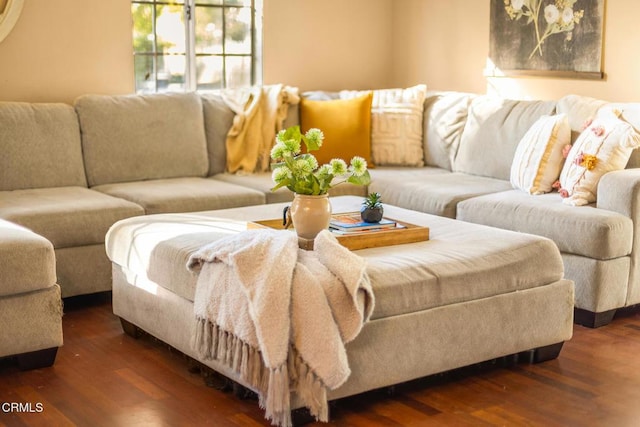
[329,213,397,233]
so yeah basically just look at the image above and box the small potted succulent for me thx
[360,192,384,223]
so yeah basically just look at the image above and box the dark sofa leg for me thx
[119,317,142,339]
[519,342,564,364]
[291,406,326,427]
[17,347,58,370]
[574,308,616,328]
[531,342,564,363]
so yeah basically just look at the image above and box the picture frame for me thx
[488,0,604,79]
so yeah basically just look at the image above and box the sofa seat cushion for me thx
[92,177,265,215]
[369,171,512,218]
[212,173,367,204]
[0,187,144,249]
[457,190,633,260]
[106,198,565,320]
[0,219,56,297]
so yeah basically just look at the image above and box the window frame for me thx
[131,0,262,93]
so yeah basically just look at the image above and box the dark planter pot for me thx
[360,206,384,223]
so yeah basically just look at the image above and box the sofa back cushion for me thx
[453,96,557,180]
[423,91,475,170]
[201,94,235,176]
[0,102,87,191]
[75,92,208,187]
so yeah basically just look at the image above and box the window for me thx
[131,0,262,93]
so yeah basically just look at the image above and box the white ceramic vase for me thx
[289,193,332,240]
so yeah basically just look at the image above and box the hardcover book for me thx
[329,213,396,232]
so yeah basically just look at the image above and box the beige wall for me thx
[0,0,134,104]
[1,0,639,103]
[0,0,393,103]
[391,0,640,102]
[262,0,394,92]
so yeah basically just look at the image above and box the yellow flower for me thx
[581,154,598,171]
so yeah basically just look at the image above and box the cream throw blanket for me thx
[187,229,374,427]
[222,84,300,174]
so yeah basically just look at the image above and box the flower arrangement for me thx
[504,0,584,60]
[270,126,371,195]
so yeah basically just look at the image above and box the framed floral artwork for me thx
[488,0,604,79]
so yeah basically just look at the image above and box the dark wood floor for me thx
[2,294,640,427]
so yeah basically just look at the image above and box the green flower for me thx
[330,158,348,175]
[281,138,301,156]
[272,166,291,183]
[293,158,314,175]
[304,128,324,151]
[349,156,367,176]
[316,164,332,179]
[270,143,286,160]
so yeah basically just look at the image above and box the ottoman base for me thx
[112,264,574,406]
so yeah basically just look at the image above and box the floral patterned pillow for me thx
[558,107,640,206]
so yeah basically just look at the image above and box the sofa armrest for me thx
[597,168,640,216]
[597,168,640,306]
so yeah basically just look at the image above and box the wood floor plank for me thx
[2,296,640,426]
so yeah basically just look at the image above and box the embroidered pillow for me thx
[300,92,373,166]
[510,114,571,195]
[340,85,427,166]
[559,107,640,206]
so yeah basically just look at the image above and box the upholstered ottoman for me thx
[0,220,63,369]
[106,196,573,418]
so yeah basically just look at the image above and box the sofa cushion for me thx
[0,102,87,191]
[300,92,373,165]
[556,94,608,142]
[92,177,265,215]
[369,170,512,218]
[454,96,557,180]
[0,219,56,297]
[457,190,633,260]
[211,173,366,204]
[340,85,427,167]
[75,92,209,186]
[0,187,144,249]
[510,114,571,195]
[201,94,235,176]
[423,91,474,170]
[559,107,640,206]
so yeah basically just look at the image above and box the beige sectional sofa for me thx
[0,219,62,369]
[0,89,638,333]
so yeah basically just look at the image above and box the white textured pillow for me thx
[510,114,571,195]
[340,84,427,166]
[559,107,640,206]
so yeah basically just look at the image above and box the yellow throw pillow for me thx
[300,92,373,166]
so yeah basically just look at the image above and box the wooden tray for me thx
[248,214,429,251]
